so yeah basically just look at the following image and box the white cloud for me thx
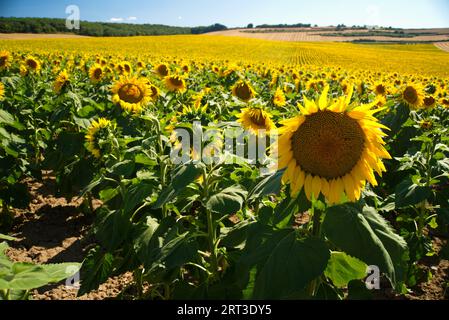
[109,17,124,22]
[127,16,137,21]
[178,16,183,20]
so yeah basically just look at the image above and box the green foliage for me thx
[0,17,227,37]
[0,242,80,300]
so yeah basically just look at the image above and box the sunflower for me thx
[273,87,287,107]
[53,70,69,93]
[165,75,187,93]
[24,56,41,72]
[237,107,276,134]
[277,86,391,204]
[372,82,389,96]
[0,82,5,101]
[423,96,436,109]
[232,80,256,102]
[155,63,170,77]
[401,85,424,109]
[112,76,152,113]
[0,50,11,69]
[117,62,132,75]
[89,64,104,83]
[149,84,160,102]
[85,118,114,158]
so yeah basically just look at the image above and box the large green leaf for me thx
[395,178,432,208]
[248,169,285,200]
[362,206,409,288]
[206,186,247,215]
[78,247,114,296]
[95,209,132,251]
[123,182,154,216]
[153,162,203,208]
[324,252,367,288]
[253,231,330,299]
[322,203,396,286]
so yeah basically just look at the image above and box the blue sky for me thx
[1,0,449,28]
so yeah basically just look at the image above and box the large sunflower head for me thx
[0,50,11,69]
[24,56,41,72]
[53,70,70,93]
[155,63,170,77]
[277,86,391,204]
[232,80,256,102]
[112,76,152,113]
[164,75,187,93]
[89,64,104,83]
[237,107,276,134]
[401,84,424,109]
[85,118,115,158]
[273,87,287,107]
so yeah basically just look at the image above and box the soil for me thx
[4,174,135,300]
[2,173,449,300]
[207,28,449,43]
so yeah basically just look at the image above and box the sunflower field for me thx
[0,35,449,300]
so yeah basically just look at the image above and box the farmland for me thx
[0,34,449,301]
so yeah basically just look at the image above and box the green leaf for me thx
[172,162,204,191]
[153,162,203,209]
[248,169,285,200]
[95,209,131,251]
[0,234,18,241]
[324,252,367,288]
[362,206,409,288]
[78,247,114,296]
[322,203,395,286]
[135,153,157,166]
[206,186,247,215]
[253,232,330,299]
[0,109,15,125]
[123,182,154,216]
[110,160,135,177]
[395,178,432,208]
[41,263,81,283]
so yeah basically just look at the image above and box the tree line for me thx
[0,17,228,36]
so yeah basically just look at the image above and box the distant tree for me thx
[247,23,254,29]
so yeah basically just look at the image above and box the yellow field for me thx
[1,35,449,77]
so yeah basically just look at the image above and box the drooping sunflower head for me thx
[25,56,41,72]
[273,87,287,107]
[401,84,424,109]
[232,80,256,102]
[112,76,152,113]
[237,107,276,134]
[54,70,70,93]
[89,64,104,83]
[0,50,11,69]
[423,96,436,109]
[155,63,170,77]
[149,84,160,102]
[85,118,115,158]
[164,75,187,93]
[277,86,391,204]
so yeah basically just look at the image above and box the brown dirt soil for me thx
[4,173,135,300]
[435,42,449,52]
[208,28,449,43]
[0,33,90,40]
